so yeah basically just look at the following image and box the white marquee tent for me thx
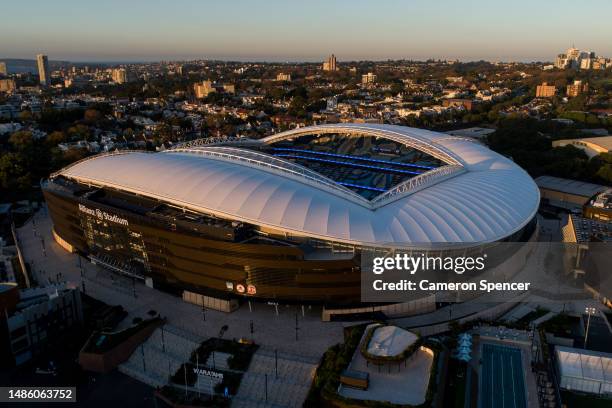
[556,346,612,395]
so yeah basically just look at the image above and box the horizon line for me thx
[0,56,556,65]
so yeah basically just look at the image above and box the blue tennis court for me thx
[480,344,527,408]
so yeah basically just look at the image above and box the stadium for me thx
[42,123,540,308]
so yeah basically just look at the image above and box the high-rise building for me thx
[194,80,215,98]
[0,62,7,76]
[566,80,588,97]
[536,82,556,98]
[592,58,610,70]
[193,81,234,98]
[580,58,593,70]
[112,68,128,84]
[361,72,377,84]
[322,54,337,71]
[554,47,597,70]
[36,54,50,86]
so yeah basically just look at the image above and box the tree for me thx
[84,109,103,124]
[19,110,32,122]
[0,152,29,191]
[67,124,91,141]
[123,128,135,140]
[154,123,174,143]
[594,153,612,184]
[47,130,66,146]
[288,95,307,117]
[390,81,404,96]
[563,95,586,112]
[288,86,308,100]
[596,165,612,183]
[9,131,34,151]
[268,88,286,101]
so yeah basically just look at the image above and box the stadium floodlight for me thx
[584,307,597,350]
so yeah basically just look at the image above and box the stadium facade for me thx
[43,124,539,306]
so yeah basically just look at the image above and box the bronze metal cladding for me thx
[43,182,361,305]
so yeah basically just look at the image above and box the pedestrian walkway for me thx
[118,324,201,388]
[16,209,344,357]
[233,350,317,408]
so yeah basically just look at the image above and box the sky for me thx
[1,0,611,63]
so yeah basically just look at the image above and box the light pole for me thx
[79,256,86,294]
[584,307,596,349]
[161,326,166,352]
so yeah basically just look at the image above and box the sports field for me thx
[480,344,527,408]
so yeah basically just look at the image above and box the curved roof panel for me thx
[56,124,540,248]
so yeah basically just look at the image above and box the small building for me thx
[583,189,612,222]
[444,127,495,141]
[562,214,612,243]
[0,283,19,315]
[552,136,612,159]
[0,104,19,119]
[535,176,607,210]
[1,284,83,366]
[579,128,610,137]
[442,98,476,111]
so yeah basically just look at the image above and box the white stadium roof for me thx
[55,124,540,248]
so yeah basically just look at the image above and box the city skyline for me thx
[1,0,612,62]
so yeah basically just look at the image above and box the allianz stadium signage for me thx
[78,204,129,226]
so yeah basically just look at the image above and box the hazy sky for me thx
[2,0,611,62]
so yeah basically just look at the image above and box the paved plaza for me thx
[119,325,201,388]
[19,207,344,356]
[16,207,345,407]
[233,350,317,408]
